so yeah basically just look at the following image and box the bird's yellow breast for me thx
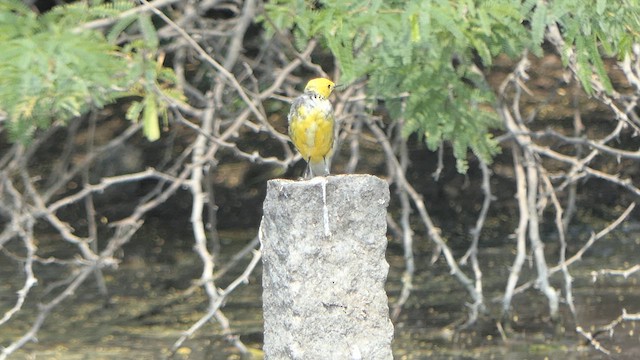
[289,104,334,162]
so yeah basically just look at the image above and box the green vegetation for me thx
[0,0,182,142]
[1,0,639,168]
[264,0,640,171]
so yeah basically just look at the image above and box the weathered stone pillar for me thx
[260,174,393,360]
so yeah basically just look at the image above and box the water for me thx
[1,225,639,359]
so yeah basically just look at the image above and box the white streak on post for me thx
[321,177,330,236]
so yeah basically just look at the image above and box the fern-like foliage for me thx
[0,0,182,142]
[0,28,124,141]
[264,0,640,172]
[536,0,639,94]
[42,0,135,27]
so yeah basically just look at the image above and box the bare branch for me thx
[170,249,262,354]
[367,120,481,317]
[591,264,640,282]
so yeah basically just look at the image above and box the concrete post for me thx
[260,174,394,360]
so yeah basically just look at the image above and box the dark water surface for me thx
[1,223,639,359]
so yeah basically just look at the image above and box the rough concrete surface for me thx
[260,174,394,360]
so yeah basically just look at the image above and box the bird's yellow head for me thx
[304,78,335,99]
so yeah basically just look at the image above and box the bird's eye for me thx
[328,84,332,89]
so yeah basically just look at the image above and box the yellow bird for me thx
[288,78,336,178]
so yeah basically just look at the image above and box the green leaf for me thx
[596,0,607,16]
[410,13,421,43]
[326,35,356,83]
[138,14,159,49]
[530,2,547,55]
[107,15,137,43]
[143,93,160,141]
[574,36,594,95]
[126,100,144,122]
[587,32,613,94]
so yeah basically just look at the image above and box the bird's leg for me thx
[304,157,313,179]
[323,156,330,176]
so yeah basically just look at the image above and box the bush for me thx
[264,0,640,171]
